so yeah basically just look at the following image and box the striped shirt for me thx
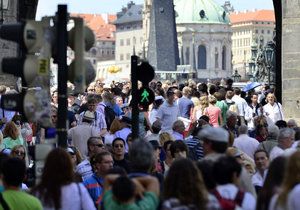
[185,137,204,160]
[83,173,104,207]
[78,111,107,131]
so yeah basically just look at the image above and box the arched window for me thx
[222,46,226,70]
[197,45,206,69]
[185,47,190,65]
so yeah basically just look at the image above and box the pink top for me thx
[204,106,222,127]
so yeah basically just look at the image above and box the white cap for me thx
[198,126,229,143]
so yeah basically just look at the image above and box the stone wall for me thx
[282,0,300,122]
[0,0,19,87]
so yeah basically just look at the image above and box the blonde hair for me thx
[3,121,19,140]
[208,95,217,104]
[159,132,174,146]
[199,96,208,114]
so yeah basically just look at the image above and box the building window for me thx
[255,29,258,34]
[126,38,130,46]
[126,25,131,29]
[107,51,109,55]
[267,30,271,34]
[120,54,124,60]
[126,53,130,60]
[120,39,124,46]
[133,37,136,45]
[222,46,226,70]
[112,50,115,55]
[215,47,219,69]
[185,47,190,65]
[261,30,264,34]
[197,45,206,69]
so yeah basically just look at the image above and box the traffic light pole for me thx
[131,55,139,139]
[56,5,68,148]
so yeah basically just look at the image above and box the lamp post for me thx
[264,41,275,86]
[232,69,241,82]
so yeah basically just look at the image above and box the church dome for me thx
[174,0,230,24]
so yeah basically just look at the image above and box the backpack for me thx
[100,104,115,130]
[226,101,239,115]
[212,189,245,210]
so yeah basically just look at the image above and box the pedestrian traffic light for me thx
[136,61,155,111]
[68,17,96,93]
[0,18,53,127]
[137,61,155,86]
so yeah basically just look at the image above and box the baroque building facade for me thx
[230,10,275,79]
[143,0,232,81]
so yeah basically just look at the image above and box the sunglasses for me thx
[92,144,104,148]
[13,150,25,156]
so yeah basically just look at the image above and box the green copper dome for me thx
[174,0,230,24]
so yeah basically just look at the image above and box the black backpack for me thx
[100,104,115,130]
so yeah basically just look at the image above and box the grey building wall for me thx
[147,0,179,71]
[282,0,300,121]
[0,0,18,86]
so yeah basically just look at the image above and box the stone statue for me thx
[253,38,267,83]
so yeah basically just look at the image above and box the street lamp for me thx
[232,69,241,82]
[264,41,275,86]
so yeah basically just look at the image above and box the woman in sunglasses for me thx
[10,145,26,161]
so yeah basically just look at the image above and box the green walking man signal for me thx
[141,89,150,103]
[138,87,155,110]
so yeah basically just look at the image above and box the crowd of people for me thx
[0,78,299,210]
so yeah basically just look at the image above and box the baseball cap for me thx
[198,126,229,143]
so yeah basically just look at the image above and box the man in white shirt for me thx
[245,93,262,132]
[213,156,256,210]
[252,149,269,194]
[269,127,295,161]
[156,90,179,133]
[233,125,259,160]
[232,88,248,125]
[68,111,100,158]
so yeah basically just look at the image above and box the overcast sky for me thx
[36,0,274,19]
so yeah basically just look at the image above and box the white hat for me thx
[83,111,95,121]
[198,126,229,143]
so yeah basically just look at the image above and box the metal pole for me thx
[268,65,271,87]
[56,5,68,148]
[131,55,139,139]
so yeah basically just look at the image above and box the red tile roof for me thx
[230,10,275,24]
[71,13,116,41]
